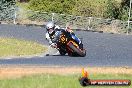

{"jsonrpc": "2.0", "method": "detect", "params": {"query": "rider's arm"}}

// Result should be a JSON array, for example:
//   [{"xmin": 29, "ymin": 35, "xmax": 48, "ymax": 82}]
[
  {"xmin": 66, "ymin": 27, "xmax": 71, "ymax": 32},
  {"xmin": 45, "ymin": 32, "xmax": 57, "ymax": 48},
  {"xmin": 45, "ymin": 32, "xmax": 53, "ymax": 45},
  {"xmin": 65, "ymin": 27, "xmax": 75, "ymax": 36}
]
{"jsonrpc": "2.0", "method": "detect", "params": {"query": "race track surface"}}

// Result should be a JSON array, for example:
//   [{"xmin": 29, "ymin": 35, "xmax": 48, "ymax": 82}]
[{"xmin": 0, "ymin": 24, "xmax": 132, "ymax": 67}]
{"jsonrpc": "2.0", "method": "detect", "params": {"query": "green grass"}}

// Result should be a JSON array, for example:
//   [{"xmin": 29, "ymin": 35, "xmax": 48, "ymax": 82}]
[
  {"xmin": 0, "ymin": 38, "xmax": 47, "ymax": 57},
  {"xmin": 0, "ymin": 74, "xmax": 131, "ymax": 88}
]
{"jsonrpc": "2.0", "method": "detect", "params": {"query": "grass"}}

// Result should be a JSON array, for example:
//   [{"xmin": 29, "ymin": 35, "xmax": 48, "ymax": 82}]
[
  {"xmin": 0, "ymin": 38, "xmax": 47, "ymax": 57},
  {"xmin": 0, "ymin": 73, "xmax": 131, "ymax": 88}
]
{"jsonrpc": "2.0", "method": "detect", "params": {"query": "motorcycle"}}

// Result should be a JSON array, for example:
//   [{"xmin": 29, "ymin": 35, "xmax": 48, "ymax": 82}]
[{"xmin": 53, "ymin": 29, "xmax": 86, "ymax": 57}]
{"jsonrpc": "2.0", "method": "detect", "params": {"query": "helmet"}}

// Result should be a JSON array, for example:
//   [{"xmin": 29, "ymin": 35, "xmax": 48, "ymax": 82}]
[{"xmin": 46, "ymin": 21, "xmax": 55, "ymax": 35}]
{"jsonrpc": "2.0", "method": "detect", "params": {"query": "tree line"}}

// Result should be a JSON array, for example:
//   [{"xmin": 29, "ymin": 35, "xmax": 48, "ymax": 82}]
[
  {"xmin": 0, "ymin": 0, "xmax": 131, "ymax": 21},
  {"xmin": 28, "ymin": 0, "xmax": 130, "ymax": 21}
]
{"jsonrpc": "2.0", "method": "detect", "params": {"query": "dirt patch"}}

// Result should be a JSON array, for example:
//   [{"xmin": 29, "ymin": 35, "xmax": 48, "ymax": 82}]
[
  {"xmin": 0, "ymin": 66, "xmax": 132, "ymax": 79},
  {"xmin": 17, "ymin": 19, "xmax": 44, "ymax": 25}
]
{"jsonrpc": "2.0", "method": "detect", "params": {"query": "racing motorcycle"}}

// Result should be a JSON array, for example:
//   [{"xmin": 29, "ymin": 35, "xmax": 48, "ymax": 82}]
[{"xmin": 54, "ymin": 29, "xmax": 86, "ymax": 57}]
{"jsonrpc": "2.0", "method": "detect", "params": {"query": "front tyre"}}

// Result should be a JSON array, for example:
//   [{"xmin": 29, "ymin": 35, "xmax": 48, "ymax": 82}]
[{"xmin": 68, "ymin": 42, "xmax": 86, "ymax": 57}]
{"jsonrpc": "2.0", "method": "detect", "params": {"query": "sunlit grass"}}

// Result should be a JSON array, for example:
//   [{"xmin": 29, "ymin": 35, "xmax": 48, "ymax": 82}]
[
  {"xmin": 0, "ymin": 73, "xmax": 131, "ymax": 88},
  {"xmin": 0, "ymin": 38, "xmax": 47, "ymax": 57}
]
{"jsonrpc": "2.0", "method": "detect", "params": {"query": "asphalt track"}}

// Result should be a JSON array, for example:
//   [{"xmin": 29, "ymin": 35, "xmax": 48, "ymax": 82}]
[{"xmin": 0, "ymin": 24, "xmax": 132, "ymax": 67}]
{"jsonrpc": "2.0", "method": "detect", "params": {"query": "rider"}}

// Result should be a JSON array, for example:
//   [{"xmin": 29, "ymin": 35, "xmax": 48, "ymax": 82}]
[
  {"xmin": 45, "ymin": 21, "xmax": 82, "ymax": 49},
  {"xmin": 45, "ymin": 21, "xmax": 60, "ymax": 48}
]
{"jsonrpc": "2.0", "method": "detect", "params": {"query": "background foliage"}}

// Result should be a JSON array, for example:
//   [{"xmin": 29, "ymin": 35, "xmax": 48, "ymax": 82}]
[
  {"xmin": 0, "ymin": 0, "xmax": 15, "ymax": 21},
  {"xmin": 27, "ymin": 0, "xmax": 131, "ymax": 21},
  {"xmin": 28, "ymin": 0, "xmax": 75, "ymax": 14},
  {"xmin": 0, "ymin": 0, "xmax": 131, "ymax": 21}
]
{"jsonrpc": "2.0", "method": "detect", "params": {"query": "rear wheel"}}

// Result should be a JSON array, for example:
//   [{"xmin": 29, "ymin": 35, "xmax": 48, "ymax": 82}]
[{"xmin": 68, "ymin": 42, "xmax": 86, "ymax": 57}]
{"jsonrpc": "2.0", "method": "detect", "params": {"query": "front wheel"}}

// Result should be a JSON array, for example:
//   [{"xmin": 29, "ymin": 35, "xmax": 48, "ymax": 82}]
[{"xmin": 68, "ymin": 42, "xmax": 86, "ymax": 57}]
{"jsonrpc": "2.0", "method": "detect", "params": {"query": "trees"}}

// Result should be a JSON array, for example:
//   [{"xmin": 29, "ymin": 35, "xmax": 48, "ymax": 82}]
[
  {"xmin": 72, "ymin": 0, "xmax": 108, "ymax": 17},
  {"xmin": 72, "ymin": 0, "xmax": 95, "ymax": 17},
  {"xmin": 0, "ymin": 0, "xmax": 15, "ymax": 20},
  {"xmin": 119, "ymin": 0, "xmax": 130, "ymax": 21},
  {"xmin": 105, "ymin": 0, "xmax": 120, "ymax": 19},
  {"xmin": 72, "ymin": 0, "xmax": 130, "ymax": 20},
  {"xmin": 26, "ymin": 0, "xmax": 131, "ymax": 21},
  {"xmin": 28, "ymin": 0, "xmax": 75, "ymax": 14}
]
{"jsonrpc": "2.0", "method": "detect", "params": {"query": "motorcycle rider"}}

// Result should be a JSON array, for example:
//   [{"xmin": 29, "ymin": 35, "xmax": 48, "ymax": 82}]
[
  {"xmin": 45, "ymin": 21, "xmax": 61, "ymax": 48},
  {"xmin": 45, "ymin": 21, "xmax": 82, "ymax": 52}
]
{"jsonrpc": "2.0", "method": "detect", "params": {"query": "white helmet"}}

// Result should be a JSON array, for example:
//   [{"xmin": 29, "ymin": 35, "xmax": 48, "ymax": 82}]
[{"xmin": 46, "ymin": 21, "xmax": 55, "ymax": 34}]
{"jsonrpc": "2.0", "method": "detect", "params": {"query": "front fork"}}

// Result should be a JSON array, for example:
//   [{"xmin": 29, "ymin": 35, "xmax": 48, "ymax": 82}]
[{"xmin": 70, "ymin": 33, "xmax": 82, "ymax": 44}]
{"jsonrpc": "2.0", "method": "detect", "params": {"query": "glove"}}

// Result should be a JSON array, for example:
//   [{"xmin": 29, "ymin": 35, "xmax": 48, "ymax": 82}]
[
  {"xmin": 66, "ymin": 27, "xmax": 73, "ymax": 33},
  {"xmin": 50, "ymin": 43, "xmax": 57, "ymax": 48}
]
